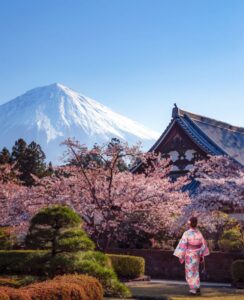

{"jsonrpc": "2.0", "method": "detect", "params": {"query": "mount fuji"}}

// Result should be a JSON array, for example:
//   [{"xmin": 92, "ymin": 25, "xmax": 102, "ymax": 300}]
[{"xmin": 0, "ymin": 83, "xmax": 160, "ymax": 164}]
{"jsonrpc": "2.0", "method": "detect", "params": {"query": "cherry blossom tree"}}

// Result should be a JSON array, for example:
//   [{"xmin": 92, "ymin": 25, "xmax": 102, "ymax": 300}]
[
  {"xmin": 0, "ymin": 139, "xmax": 191, "ymax": 250},
  {"xmin": 0, "ymin": 164, "xmax": 28, "ymax": 235},
  {"xmin": 188, "ymin": 155, "xmax": 244, "ymax": 213},
  {"xmin": 2, "ymin": 139, "xmax": 244, "ymax": 251},
  {"xmin": 175, "ymin": 155, "xmax": 244, "ymax": 246}
]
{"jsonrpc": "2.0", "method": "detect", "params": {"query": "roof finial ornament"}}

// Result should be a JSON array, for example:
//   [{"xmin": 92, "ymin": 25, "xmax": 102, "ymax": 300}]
[{"xmin": 172, "ymin": 103, "xmax": 179, "ymax": 118}]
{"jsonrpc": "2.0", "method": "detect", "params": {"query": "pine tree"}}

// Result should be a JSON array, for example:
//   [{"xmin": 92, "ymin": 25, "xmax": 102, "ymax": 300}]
[
  {"xmin": 0, "ymin": 147, "xmax": 11, "ymax": 164},
  {"xmin": 21, "ymin": 141, "xmax": 46, "ymax": 185},
  {"xmin": 25, "ymin": 205, "xmax": 95, "ymax": 256},
  {"xmin": 11, "ymin": 139, "xmax": 47, "ymax": 185},
  {"xmin": 11, "ymin": 138, "xmax": 27, "ymax": 163}
]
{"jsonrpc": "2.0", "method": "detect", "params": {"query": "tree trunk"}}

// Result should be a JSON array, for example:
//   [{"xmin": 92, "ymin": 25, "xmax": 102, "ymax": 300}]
[{"xmin": 52, "ymin": 228, "xmax": 59, "ymax": 257}]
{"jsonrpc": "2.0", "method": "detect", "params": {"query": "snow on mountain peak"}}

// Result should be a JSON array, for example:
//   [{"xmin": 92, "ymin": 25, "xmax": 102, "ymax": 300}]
[{"xmin": 0, "ymin": 84, "xmax": 160, "ymax": 164}]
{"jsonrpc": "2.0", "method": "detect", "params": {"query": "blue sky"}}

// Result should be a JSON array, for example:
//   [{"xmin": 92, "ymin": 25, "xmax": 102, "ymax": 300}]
[{"xmin": 1, "ymin": 0, "xmax": 244, "ymax": 133}]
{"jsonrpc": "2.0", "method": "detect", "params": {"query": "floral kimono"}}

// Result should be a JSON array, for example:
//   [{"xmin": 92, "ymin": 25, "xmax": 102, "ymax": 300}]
[{"xmin": 173, "ymin": 228, "xmax": 209, "ymax": 291}]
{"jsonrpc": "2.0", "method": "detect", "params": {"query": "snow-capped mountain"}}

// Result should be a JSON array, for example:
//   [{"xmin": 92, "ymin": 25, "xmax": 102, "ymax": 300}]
[{"xmin": 0, "ymin": 83, "xmax": 160, "ymax": 164}]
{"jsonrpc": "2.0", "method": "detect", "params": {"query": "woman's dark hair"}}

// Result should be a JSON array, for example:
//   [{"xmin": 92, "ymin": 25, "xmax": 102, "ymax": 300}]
[{"xmin": 190, "ymin": 217, "xmax": 198, "ymax": 228}]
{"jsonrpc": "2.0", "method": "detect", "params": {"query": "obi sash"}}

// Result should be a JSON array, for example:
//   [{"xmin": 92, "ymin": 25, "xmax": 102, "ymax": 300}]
[{"xmin": 187, "ymin": 243, "xmax": 203, "ymax": 250}]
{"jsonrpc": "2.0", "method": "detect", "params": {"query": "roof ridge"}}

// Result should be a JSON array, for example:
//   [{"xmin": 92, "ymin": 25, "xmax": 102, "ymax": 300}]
[{"xmin": 177, "ymin": 108, "xmax": 244, "ymax": 134}]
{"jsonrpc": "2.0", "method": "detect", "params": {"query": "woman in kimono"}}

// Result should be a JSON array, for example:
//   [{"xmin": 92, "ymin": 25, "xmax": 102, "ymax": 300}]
[{"xmin": 173, "ymin": 217, "xmax": 209, "ymax": 295}]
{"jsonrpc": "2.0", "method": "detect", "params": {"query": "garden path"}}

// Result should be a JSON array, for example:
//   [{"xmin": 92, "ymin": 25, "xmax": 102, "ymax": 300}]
[{"xmin": 105, "ymin": 279, "xmax": 244, "ymax": 300}]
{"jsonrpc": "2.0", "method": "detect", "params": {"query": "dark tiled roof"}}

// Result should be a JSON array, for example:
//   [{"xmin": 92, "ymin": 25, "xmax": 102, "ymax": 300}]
[
  {"xmin": 176, "ymin": 115, "xmax": 224, "ymax": 155},
  {"xmin": 147, "ymin": 105, "xmax": 244, "ymax": 166},
  {"xmin": 130, "ymin": 105, "xmax": 244, "ymax": 173},
  {"xmin": 175, "ymin": 106, "xmax": 244, "ymax": 166}
]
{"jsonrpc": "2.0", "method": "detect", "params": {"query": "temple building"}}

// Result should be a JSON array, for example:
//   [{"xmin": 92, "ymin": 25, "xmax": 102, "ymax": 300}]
[{"xmin": 132, "ymin": 104, "xmax": 244, "ymax": 175}]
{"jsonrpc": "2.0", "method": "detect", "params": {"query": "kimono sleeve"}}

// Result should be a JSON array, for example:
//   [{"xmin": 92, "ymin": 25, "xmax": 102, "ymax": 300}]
[
  {"xmin": 173, "ymin": 231, "xmax": 188, "ymax": 263},
  {"xmin": 199, "ymin": 234, "xmax": 210, "ymax": 257}
]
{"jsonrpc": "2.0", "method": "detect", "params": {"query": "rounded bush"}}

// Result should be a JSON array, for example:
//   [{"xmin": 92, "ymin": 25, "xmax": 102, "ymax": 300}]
[
  {"xmin": 0, "ymin": 275, "xmax": 103, "ymax": 300},
  {"xmin": 24, "ymin": 281, "xmax": 86, "ymax": 300},
  {"xmin": 26, "ymin": 205, "xmax": 93, "ymax": 256},
  {"xmin": 24, "ymin": 275, "xmax": 102, "ymax": 300},
  {"xmin": 53, "ymin": 274, "xmax": 103, "ymax": 300},
  {"xmin": 0, "ymin": 289, "xmax": 9, "ymax": 300},
  {"xmin": 107, "ymin": 254, "xmax": 145, "ymax": 279},
  {"xmin": 0, "ymin": 287, "xmax": 30, "ymax": 300},
  {"xmin": 231, "ymin": 260, "xmax": 244, "ymax": 284}
]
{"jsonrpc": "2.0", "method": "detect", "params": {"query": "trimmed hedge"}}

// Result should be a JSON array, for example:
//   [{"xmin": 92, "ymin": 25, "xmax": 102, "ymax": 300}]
[
  {"xmin": 107, "ymin": 254, "xmax": 145, "ymax": 279},
  {"xmin": 26, "ymin": 281, "xmax": 87, "ymax": 300},
  {"xmin": 0, "ymin": 228, "xmax": 13, "ymax": 250},
  {"xmin": 0, "ymin": 250, "xmax": 48, "ymax": 275},
  {"xmin": 231, "ymin": 260, "xmax": 244, "ymax": 284},
  {"xmin": 0, "ymin": 274, "xmax": 103, "ymax": 300},
  {"xmin": 0, "ymin": 287, "xmax": 30, "ymax": 299},
  {"xmin": 0, "ymin": 290, "xmax": 9, "ymax": 300},
  {"xmin": 53, "ymin": 274, "xmax": 103, "ymax": 299}
]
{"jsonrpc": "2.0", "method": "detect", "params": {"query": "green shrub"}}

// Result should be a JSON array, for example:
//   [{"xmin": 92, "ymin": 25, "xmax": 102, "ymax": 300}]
[
  {"xmin": 218, "ymin": 228, "xmax": 244, "ymax": 252},
  {"xmin": 0, "ymin": 228, "xmax": 13, "ymax": 250},
  {"xmin": 25, "ymin": 205, "xmax": 94, "ymax": 256},
  {"xmin": 16, "ymin": 276, "xmax": 43, "ymax": 287},
  {"xmin": 41, "ymin": 252, "xmax": 109, "ymax": 277},
  {"xmin": 0, "ymin": 250, "xmax": 130, "ymax": 298},
  {"xmin": 0, "ymin": 276, "xmax": 40, "ymax": 288},
  {"xmin": 46, "ymin": 253, "xmax": 78, "ymax": 277},
  {"xmin": 231, "ymin": 260, "xmax": 244, "ymax": 284},
  {"xmin": 107, "ymin": 254, "xmax": 145, "ymax": 279},
  {"xmin": 81, "ymin": 251, "xmax": 112, "ymax": 268},
  {"xmin": 0, "ymin": 250, "xmax": 49, "ymax": 275},
  {"xmin": 57, "ymin": 229, "xmax": 95, "ymax": 252},
  {"xmin": 76, "ymin": 259, "xmax": 131, "ymax": 298},
  {"xmin": 104, "ymin": 279, "xmax": 131, "ymax": 298}
]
